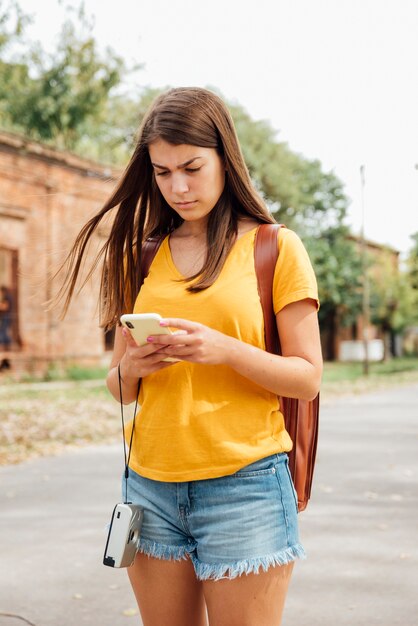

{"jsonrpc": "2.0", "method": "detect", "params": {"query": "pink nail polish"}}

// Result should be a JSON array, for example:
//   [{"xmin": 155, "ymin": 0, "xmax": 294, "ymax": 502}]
[
  {"xmin": 147, "ymin": 336, "xmax": 154, "ymax": 342},
  {"xmin": 159, "ymin": 321, "xmax": 168, "ymax": 327}
]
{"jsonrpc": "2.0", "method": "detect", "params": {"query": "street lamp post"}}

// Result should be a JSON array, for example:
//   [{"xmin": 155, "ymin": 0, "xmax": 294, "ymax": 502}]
[{"xmin": 360, "ymin": 165, "xmax": 370, "ymax": 375}]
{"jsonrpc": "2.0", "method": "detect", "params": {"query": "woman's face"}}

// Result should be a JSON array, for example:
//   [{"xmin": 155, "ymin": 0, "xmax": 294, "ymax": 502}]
[{"xmin": 148, "ymin": 140, "xmax": 226, "ymax": 226}]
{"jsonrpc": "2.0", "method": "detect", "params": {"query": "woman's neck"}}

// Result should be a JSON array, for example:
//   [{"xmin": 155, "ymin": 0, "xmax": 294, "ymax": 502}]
[
  {"xmin": 173, "ymin": 217, "xmax": 260, "ymax": 240},
  {"xmin": 173, "ymin": 218, "xmax": 209, "ymax": 239}
]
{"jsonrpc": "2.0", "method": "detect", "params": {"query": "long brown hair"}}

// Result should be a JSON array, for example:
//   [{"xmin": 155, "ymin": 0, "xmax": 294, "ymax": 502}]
[{"xmin": 57, "ymin": 87, "xmax": 275, "ymax": 328}]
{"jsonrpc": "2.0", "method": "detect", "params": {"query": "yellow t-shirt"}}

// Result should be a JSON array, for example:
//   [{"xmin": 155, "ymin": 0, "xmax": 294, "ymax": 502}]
[{"xmin": 127, "ymin": 226, "xmax": 318, "ymax": 482}]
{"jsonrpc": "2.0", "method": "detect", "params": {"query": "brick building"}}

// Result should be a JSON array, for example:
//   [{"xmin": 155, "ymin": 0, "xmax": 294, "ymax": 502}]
[
  {"xmin": 321, "ymin": 235, "xmax": 400, "ymax": 361},
  {"xmin": 0, "ymin": 130, "xmax": 120, "ymax": 374}
]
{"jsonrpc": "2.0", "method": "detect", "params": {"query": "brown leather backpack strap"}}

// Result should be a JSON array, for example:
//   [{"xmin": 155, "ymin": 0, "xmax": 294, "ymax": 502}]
[
  {"xmin": 254, "ymin": 224, "xmax": 282, "ymax": 354},
  {"xmin": 254, "ymin": 222, "xmax": 319, "ymax": 512},
  {"xmin": 139, "ymin": 236, "xmax": 165, "ymax": 289}
]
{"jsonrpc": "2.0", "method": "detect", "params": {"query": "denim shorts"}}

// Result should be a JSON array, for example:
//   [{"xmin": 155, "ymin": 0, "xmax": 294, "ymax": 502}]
[{"xmin": 124, "ymin": 452, "xmax": 305, "ymax": 581}]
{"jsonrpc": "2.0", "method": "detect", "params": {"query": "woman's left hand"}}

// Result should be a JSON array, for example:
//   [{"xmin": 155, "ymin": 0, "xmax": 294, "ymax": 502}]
[{"xmin": 146, "ymin": 318, "xmax": 235, "ymax": 365}]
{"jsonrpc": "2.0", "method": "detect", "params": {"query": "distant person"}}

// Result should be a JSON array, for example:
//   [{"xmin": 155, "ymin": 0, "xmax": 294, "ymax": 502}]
[
  {"xmin": 57, "ymin": 87, "xmax": 322, "ymax": 626},
  {"xmin": 0, "ymin": 285, "xmax": 12, "ymax": 370}
]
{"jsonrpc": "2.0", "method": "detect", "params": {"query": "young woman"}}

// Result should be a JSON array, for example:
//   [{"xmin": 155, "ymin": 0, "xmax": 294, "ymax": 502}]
[{"xmin": 60, "ymin": 87, "xmax": 322, "ymax": 626}]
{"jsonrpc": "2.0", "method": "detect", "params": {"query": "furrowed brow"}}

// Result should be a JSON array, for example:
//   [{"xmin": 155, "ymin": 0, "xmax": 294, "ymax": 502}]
[{"xmin": 151, "ymin": 156, "xmax": 203, "ymax": 170}]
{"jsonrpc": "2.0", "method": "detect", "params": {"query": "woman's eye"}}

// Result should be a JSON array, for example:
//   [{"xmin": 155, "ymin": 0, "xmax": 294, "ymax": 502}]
[{"xmin": 155, "ymin": 167, "xmax": 200, "ymax": 176}]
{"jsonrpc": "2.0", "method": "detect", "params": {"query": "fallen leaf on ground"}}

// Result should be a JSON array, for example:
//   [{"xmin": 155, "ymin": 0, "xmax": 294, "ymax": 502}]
[{"xmin": 122, "ymin": 608, "xmax": 138, "ymax": 616}]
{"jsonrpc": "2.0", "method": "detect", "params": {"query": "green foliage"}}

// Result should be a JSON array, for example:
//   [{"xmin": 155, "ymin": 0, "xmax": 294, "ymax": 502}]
[
  {"xmin": 43, "ymin": 361, "xmax": 65, "ymax": 382},
  {"xmin": 75, "ymin": 86, "xmax": 164, "ymax": 164},
  {"xmin": 322, "ymin": 357, "xmax": 418, "ymax": 383},
  {"xmin": 0, "ymin": 0, "xmax": 29, "ymax": 50},
  {"xmin": 369, "ymin": 233, "xmax": 418, "ymax": 334},
  {"xmin": 402, "ymin": 232, "xmax": 418, "ymax": 325},
  {"xmin": 306, "ymin": 226, "xmax": 363, "ymax": 327},
  {"xmin": 407, "ymin": 232, "xmax": 418, "ymax": 289},
  {"xmin": 66, "ymin": 364, "xmax": 108, "ymax": 380},
  {"xmin": 0, "ymin": 1, "xmax": 136, "ymax": 152},
  {"xmin": 227, "ymin": 98, "xmax": 363, "ymax": 327},
  {"xmin": 0, "ymin": 1, "xmax": 31, "ymax": 120},
  {"xmin": 369, "ymin": 253, "xmax": 401, "ymax": 332},
  {"xmin": 229, "ymin": 102, "xmax": 301, "ymax": 215},
  {"xmin": 228, "ymin": 100, "xmax": 347, "ymax": 235}
]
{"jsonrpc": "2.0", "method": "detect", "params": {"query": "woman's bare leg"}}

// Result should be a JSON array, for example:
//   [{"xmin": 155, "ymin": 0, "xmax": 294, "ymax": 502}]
[
  {"xmin": 128, "ymin": 552, "xmax": 208, "ymax": 626},
  {"xmin": 202, "ymin": 562, "xmax": 294, "ymax": 626}
]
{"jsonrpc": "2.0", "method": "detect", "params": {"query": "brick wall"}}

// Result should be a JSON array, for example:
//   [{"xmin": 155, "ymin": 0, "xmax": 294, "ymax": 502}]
[{"xmin": 0, "ymin": 131, "xmax": 121, "ymax": 372}]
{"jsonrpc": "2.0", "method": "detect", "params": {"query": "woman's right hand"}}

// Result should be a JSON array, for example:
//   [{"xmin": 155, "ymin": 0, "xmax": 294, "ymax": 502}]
[
  {"xmin": 119, "ymin": 326, "xmax": 177, "ymax": 380},
  {"xmin": 107, "ymin": 324, "xmax": 179, "ymax": 404}
]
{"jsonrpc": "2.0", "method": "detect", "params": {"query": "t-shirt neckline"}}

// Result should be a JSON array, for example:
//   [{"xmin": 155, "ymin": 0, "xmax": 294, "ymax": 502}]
[{"xmin": 163, "ymin": 226, "xmax": 259, "ymax": 279}]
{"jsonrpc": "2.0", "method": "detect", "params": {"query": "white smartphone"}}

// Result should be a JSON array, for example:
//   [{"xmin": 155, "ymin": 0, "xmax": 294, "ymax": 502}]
[{"xmin": 120, "ymin": 313, "xmax": 177, "ymax": 362}]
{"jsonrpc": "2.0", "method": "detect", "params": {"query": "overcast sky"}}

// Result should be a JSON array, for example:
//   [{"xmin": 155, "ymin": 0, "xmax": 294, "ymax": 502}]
[{"xmin": 19, "ymin": 0, "xmax": 418, "ymax": 254}]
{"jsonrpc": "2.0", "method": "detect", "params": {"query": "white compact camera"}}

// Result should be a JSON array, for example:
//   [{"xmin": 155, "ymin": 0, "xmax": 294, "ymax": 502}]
[{"xmin": 103, "ymin": 503, "xmax": 143, "ymax": 568}]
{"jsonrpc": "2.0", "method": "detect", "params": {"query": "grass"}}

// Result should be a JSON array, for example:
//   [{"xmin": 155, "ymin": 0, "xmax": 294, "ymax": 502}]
[
  {"xmin": 16, "ymin": 363, "xmax": 110, "ymax": 383},
  {"xmin": 321, "ymin": 357, "xmax": 418, "ymax": 400},
  {"xmin": 0, "ymin": 381, "xmax": 111, "ymax": 402},
  {"xmin": 0, "ymin": 380, "xmax": 119, "ymax": 465},
  {"xmin": 7, "ymin": 357, "xmax": 417, "ymax": 385},
  {"xmin": 322, "ymin": 357, "xmax": 418, "ymax": 382}
]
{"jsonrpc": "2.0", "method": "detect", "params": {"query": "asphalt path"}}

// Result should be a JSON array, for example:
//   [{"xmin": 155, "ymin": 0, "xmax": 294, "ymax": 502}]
[{"xmin": 0, "ymin": 384, "xmax": 417, "ymax": 626}]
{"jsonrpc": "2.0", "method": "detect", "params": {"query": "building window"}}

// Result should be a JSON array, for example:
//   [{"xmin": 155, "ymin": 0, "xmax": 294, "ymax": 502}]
[{"xmin": 0, "ymin": 247, "xmax": 20, "ymax": 349}]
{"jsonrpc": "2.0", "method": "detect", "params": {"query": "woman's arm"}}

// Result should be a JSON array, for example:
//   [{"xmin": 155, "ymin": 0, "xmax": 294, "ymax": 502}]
[
  {"xmin": 226, "ymin": 299, "xmax": 322, "ymax": 400},
  {"xmin": 149, "ymin": 298, "xmax": 322, "ymax": 401}
]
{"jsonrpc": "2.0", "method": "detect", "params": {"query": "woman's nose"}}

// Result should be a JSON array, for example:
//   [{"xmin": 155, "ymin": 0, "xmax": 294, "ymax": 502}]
[{"xmin": 171, "ymin": 173, "xmax": 189, "ymax": 194}]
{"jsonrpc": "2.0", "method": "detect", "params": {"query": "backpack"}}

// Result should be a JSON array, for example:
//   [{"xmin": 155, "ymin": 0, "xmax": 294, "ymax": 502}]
[
  {"xmin": 254, "ymin": 224, "xmax": 319, "ymax": 512},
  {"xmin": 140, "ymin": 223, "xmax": 319, "ymax": 512}
]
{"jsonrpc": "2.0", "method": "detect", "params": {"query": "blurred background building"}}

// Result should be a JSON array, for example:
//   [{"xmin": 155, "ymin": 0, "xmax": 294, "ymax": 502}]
[{"xmin": 0, "ymin": 130, "xmax": 118, "ymax": 375}]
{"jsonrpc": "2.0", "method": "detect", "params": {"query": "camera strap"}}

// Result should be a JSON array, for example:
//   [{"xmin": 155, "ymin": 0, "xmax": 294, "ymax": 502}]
[{"xmin": 117, "ymin": 364, "xmax": 141, "ymax": 503}]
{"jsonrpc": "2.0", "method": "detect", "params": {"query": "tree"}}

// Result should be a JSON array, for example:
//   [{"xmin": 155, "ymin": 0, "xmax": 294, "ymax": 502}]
[
  {"xmin": 367, "ymin": 232, "xmax": 418, "ymax": 359},
  {"xmin": 369, "ymin": 250, "xmax": 401, "ymax": 359},
  {"xmin": 227, "ymin": 98, "xmax": 363, "ymax": 357},
  {"xmin": 0, "ymin": 1, "xmax": 136, "ymax": 151},
  {"xmin": 76, "ymin": 86, "xmax": 164, "ymax": 164},
  {"xmin": 402, "ymin": 232, "xmax": 418, "ymax": 355},
  {"xmin": 307, "ymin": 227, "xmax": 363, "ymax": 359},
  {"xmin": 406, "ymin": 232, "xmax": 418, "ymax": 296},
  {"xmin": 228, "ymin": 100, "xmax": 346, "ymax": 234},
  {"xmin": 0, "ymin": 1, "xmax": 31, "ymax": 121}
]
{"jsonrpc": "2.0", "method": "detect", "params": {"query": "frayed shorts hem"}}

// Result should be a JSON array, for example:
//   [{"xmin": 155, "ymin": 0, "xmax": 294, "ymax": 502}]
[
  {"xmin": 137, "ymin": 538, "xmax": 193, "ymax": 562},
  {"xmin": 193, "ymin": 544, "xmax": 306, "ymax": 581},
  {"xmin": 137, "ymin": 538, "xmax": 306, "ymax": 581}
]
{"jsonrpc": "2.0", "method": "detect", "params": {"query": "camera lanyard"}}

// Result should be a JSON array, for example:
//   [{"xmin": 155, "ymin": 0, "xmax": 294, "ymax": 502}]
[{"xmin": 117, "ymin": 363, "xmax": 141, "ymax": 504}]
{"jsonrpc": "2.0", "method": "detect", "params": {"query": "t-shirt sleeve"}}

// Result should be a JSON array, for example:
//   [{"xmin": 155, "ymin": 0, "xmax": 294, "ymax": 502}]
[{"xmin": 272, "ymin": 228, "xmax": 319, "ymax": 315}]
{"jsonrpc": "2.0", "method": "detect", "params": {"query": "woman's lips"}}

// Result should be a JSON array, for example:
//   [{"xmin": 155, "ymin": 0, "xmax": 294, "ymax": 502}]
[{"xmin": 175, "ymin": 201, "xmax": 197, "ymax": 208}]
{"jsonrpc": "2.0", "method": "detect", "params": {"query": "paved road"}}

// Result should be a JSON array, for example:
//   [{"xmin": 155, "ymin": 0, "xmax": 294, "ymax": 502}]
[{"xmin": 0, "ymin": 385, "xmax": 417, "ymax": 626}]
